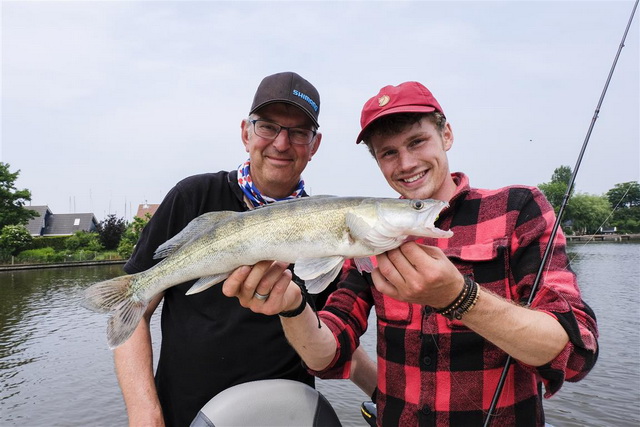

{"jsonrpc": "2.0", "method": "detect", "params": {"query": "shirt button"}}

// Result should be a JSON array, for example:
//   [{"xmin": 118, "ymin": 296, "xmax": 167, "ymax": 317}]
[
  {"xmin": 420, "ymin": 406, "xmax": 432, "ymax": 415},
  {"xmin": 422, "ymin": 356, "xmax": 432, "ymax": 366}
]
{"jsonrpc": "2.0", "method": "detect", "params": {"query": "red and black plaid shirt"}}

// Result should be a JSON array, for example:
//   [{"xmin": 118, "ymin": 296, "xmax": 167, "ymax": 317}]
[{"xmin": 314, "ymin": 173, "xmax": 598, "ymax": 426}]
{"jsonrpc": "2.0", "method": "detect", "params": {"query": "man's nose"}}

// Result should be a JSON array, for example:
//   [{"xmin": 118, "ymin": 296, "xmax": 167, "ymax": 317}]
[{"xmin": 272, "ymin": 129, "xmax": 293, "ymax": 151}]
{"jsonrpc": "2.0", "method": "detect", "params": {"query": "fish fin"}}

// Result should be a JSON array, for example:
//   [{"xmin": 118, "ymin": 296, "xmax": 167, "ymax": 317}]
[
  {"xmin": 353, "ymin": 256, "xmax": 374, "ymax": 273},
  {"xmin": 294, "ymin": 256, "xmax": 345, "ymax": 294},
  {"xmin": 81, "ymin": 274, "xmax": 148, "ymax": 349},
  {"xmin": 81, "ymin": 275, "xmax": 134, "ymax": 313},
  {"xmin": 186, "ymin": 273, "xmax": 230, "ymax": 295},
  {"xmin": 302, "ymin": 261, "xmax": 345, "ymax": 294},
  {"xmin": 346, "ymin": 213, "xmax": 400, "ymax": 248},
  {"xmin": 107, "ymin": 300, "xmax": 148, "ymax": 349},
  {"xmin": 345, "ymin": 212, "xmax": 373, "ymax": 240},
  {"xmin": 153, "ymin": 211, "xmax": 237, "ymax": 259}
]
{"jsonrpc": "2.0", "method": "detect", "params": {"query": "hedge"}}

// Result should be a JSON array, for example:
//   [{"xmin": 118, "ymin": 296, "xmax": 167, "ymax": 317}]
[{"xmin": 27, "ymin": 236, "xmax": 70, "ymax": 251}]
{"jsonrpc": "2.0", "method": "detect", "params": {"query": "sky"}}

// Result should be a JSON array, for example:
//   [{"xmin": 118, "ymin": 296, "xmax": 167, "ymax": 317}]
[{"xmin": 1, "ymin": 0, "xmax": 638, "ymax": 222}]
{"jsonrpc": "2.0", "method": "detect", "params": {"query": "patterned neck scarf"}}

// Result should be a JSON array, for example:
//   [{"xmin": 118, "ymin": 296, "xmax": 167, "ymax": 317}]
[{"xmin": 237, "ymin": 159, "xmax": 306, "ymax": 208}]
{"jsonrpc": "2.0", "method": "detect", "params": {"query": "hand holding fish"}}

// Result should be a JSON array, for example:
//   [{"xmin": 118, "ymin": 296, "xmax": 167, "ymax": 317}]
[
  {"xmin": 372, "ymin": 241, "xmax": 464, "ymax": 308},
  {"xmin": 223, "ymin": 261, "xmax": 302, "ymax": 315}
]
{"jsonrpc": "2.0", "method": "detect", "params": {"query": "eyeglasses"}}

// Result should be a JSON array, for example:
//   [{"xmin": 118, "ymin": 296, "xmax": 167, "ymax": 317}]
[{"xmin": 249, "ymin": 119, "xmax": 317, "ymax": 146}]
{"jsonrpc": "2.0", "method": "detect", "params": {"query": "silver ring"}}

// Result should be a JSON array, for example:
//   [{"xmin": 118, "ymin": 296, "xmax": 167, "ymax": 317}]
[{"xmin": 254, "ymin": 291, "xmax": 270, "ymax": 300}]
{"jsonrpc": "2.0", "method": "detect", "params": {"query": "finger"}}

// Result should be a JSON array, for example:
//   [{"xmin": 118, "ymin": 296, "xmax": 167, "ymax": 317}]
[
  {"xmin": 371, "ymin": 268, "xmax": 400, "ymax": 299},
  {"xmin": 238, "ymin": 261, "xmax": 273, "ymax": 300},
  {"xmin": 222, "ymin": 265, "xmax": 253, "ymax": 297},
  {"xmin": 259, "ymin": 269, "xmax": 295, "ymax": 314},
  {"xmin": 252, "ymin": 261, "xmax": 290, "ymax": 301},
  {"xmin": 377, "ymin": 248, "xmax": 413, "ymax": 286}
]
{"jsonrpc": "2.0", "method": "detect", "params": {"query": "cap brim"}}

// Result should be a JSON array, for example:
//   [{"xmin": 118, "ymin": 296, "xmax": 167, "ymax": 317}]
[
  {"xmin": 250, "ymin": 100, "xmax": 320, "ymax": 128},
  {"xmin": 355, "ymin": 105, "xmax": 437, "ymax": 144}
]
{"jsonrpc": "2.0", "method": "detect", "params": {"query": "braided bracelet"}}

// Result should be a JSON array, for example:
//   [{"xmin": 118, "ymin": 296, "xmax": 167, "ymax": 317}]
[
  {"xmin": 279, "ymin": 294, "xmax": 307, "ymax": 317},
  {"xmin": 436, "ymin": 275, "xmax": 479, "ymax": 320},
  {"xmin": 278, "ymin": 278, "xmax": 321, "ymax": 328}
]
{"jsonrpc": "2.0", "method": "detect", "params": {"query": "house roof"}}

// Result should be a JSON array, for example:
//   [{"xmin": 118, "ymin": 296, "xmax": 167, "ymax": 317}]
[
  {"xmin": 136, "ymin": 203, "xmax": 160, "ymax": 219},
  {"xmin": 42, "ymin": 213, "xmax": 99, "ymax": 236},
  {"xmin": 24, "ymin": 206, "xmax": 52, "ymax": 236}
]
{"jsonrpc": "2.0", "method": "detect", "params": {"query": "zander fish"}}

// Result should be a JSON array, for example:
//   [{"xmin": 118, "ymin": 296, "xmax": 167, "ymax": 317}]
[{"xmin": 82, "ymin": 196, "xmax": 452, "ymax": 348}]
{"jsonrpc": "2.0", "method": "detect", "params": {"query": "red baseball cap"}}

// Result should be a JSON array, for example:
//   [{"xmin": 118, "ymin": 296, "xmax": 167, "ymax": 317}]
[{"xmin": 356, "ymin": 81, "xmax": 445, "ymax": 144}]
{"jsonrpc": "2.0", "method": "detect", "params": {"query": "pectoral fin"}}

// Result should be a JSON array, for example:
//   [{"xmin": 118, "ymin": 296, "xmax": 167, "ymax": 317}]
[
  {"xmin": 300, "ymin": 261, "xmax": 345, "ymax": 294},
  {"xmin": 353, "ymin": 257, "xmax": 374, "ymax": 273},
  {"xmin": 346, "ymin": 212, "xmax": 400, "ymax": 248},
  {"xmin": 294, "ymin": 256, "xmax": 345, "ymax": 294}
]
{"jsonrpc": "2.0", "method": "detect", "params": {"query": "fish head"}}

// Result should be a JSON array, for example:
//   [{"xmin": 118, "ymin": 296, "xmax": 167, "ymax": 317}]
[{"xmin": 347, "ymin": 198, "xmax": 453, "ymax": 252}]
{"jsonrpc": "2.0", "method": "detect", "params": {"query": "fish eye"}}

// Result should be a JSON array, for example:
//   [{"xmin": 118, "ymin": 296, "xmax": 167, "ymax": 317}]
[{"xmin": 412, "ymin": 200, "xmax": 424, "ymax": 210}]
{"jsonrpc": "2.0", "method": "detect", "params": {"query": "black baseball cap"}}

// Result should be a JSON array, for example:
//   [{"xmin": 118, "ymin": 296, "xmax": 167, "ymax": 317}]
[{"xmin": 249, "ymin": 72, "xmax": 321, "ymax": 128}]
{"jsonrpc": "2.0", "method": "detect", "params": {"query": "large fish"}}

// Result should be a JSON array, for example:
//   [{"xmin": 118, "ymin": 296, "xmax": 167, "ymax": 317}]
[{"xmin": 82, "ymin": 196, "xmax": 452, "ymax": 348}]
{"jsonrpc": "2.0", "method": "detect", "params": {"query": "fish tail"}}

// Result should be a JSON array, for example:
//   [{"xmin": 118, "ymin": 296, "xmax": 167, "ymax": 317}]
[{"xmin": 81, "ymin": 275, "xmax": 148, "ymax": 349}]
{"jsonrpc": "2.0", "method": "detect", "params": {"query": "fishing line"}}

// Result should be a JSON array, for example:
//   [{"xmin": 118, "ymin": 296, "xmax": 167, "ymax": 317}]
[{"xmin": 483, "ymin": 1, "xmax": 639, "ymax": 425}]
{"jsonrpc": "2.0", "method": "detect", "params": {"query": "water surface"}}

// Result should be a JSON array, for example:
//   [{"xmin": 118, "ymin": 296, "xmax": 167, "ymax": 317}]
[{"xmin": 1, "ymin": 243, "xmax": 638, "ymax": 426}]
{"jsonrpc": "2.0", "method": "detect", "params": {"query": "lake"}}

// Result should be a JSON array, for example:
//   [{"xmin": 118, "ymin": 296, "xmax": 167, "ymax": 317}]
[{"xmin": 1, "ymin": 242, "xmax": 638, "ymax": 426}]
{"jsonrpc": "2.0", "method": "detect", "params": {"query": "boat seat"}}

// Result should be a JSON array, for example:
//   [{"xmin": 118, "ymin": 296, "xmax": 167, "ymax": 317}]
[{"xmin": 190, "ymin": 379, "xmax": 342, "ymax": 427}]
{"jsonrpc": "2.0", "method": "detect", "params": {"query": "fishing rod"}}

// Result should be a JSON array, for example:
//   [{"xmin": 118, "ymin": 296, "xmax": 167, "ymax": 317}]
[{"xmin": 483, "ymin": 1, "xmax": 639, "ymax": 425}]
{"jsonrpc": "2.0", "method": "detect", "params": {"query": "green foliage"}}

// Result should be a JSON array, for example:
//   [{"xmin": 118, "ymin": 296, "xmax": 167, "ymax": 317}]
[
  {"xmin": 117, "ymin": 214, "xmax": 151, "ymax": 258},
  {"xmin": 98, "ymin": 214, "xmax": 127, "ymax": 250},
  {"xmin": 565, "ymin": 193, "xmax": 611, "ymax": 235},
  {"xmin": 0, "ymin": 162, "xmax": 38, "ymax": 228},
  {"xmin": 538, "ymin": 165, "xmax": 574, "ymax": 213},
  {"xmin": 0, "ymin": 225, "xmax": 33, "ymax": 256},
  {"xmin": 551, "ymin": 165, "xmax": 573, "ymax": 186},
  {"xmin": 16, "ymin": 247, "xmax": 66, "ymax": 263},
  {"xmin": 28, "ymin": 236, "xmax": 70, "ymax": 251},
  {"xmin": 610, "ymin": 206, "xmax": 640, "ymax": 234},
  {"xmin": 539, "ymin": 168, "xmax": 640, "ymax": 236},
  {"xmin": 607, "ymin": 181, "xmax": 640, "ymax": 208},
  {"xmin": 65, "ymin": 231, "xmax": 103, "ymax": 252}
]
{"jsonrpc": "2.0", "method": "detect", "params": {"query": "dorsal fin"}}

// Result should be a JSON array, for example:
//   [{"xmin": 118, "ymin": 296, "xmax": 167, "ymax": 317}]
[{"xmin": 153, "ymin": 211, "xmax": 237, "ymax": 259}]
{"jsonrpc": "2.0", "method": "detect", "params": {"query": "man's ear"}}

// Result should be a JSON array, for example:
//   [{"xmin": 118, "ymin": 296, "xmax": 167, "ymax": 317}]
[
  {"xmin": 309, "ymin": 132, "xmax": 322, "ymax": 159},
  {"xmin": 443, "ymin": 122, "xmax": 454, "ymax": 151},
  {"xmin": 241, "ymin": 119, "xmax": 251, "ymax": 152}
]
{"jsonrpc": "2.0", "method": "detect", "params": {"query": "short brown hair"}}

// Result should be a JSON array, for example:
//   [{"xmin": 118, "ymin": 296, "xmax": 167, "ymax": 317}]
[{"xmin": 361, "ymin": 112, "xmax": 446, "ymax": 157}]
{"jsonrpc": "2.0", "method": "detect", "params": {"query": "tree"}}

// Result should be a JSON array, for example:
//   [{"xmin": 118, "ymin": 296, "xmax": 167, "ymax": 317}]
[
  {"xmin": 117, "ymin": 214, "xmax": 151, "ymax": 258},
  {"xmin": 606, "ymin": 181, "xmax": 640, "ymax": 208},
  {"xmin": 0, "ymin": 162, "xmax": 38, "ymax": 229},
  {"xmin": 551, "ymin": 165, "xmax": 572, "ymax": 186},
  {"xmin": 65, "ymin": 231, "xmax": 103, "ymax": 252},
  {"xmin": 565, "ymin": 193, "xmax": 611, "ymax": 235},
  {"xmin": 97, "ymin": 214, "xmax": 127, "ymax": 250},
  {"xmin": 0, "ymin": 225, "xmax": 33, "ymax": 258},
  {"xmin": 607, "ymin": 181, "xmax": 640, "ymax": 234},
  {"xmin": 538, "ymin": 165, "xmax": 574, "ymax": 213}
]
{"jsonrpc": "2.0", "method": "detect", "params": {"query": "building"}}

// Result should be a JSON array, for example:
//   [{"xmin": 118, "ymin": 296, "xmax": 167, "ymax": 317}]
[
  {"xmin": 135, "ymin": 203, "xmax": 160, "ymax": 220},
  {"xmin": 24, "ymin": 206, "xmax": 99, "ymax": 237}
]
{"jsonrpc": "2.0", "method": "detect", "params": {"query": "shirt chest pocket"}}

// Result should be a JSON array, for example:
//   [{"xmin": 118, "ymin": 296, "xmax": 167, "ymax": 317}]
[
  {"xmin": 444, "ymin": 238, "xmax": 509, "ymax": 287},
  {"xmin": 444, "ymin": 238, "xmax": 510, "ymax": 328}
]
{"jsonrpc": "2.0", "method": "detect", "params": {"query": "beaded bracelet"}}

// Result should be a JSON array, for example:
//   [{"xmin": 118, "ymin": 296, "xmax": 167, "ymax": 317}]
[{"xmin": 436, "ymin": 275, "xmax": 480, "ymax": 320}]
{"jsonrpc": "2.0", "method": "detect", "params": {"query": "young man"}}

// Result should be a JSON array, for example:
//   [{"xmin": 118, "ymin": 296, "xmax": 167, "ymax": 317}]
[
  {"xmin": 115, "ymin": 72, "xmax": 375, "ymax": 426},
  {"xmin": 223, "ymin": 81, "xmax": 599, "ymax": 426}
]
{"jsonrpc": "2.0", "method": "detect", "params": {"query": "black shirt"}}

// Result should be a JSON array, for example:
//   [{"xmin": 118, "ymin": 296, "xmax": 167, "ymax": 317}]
[{"xmin": 125, "ymin": 170, "xmax": 329, "ymax": 426}]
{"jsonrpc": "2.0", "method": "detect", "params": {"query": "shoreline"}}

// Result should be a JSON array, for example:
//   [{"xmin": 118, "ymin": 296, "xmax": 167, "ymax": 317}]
[
  {"xmin": 1, "ymin": 235, "xmax": 638, "ymax": 271},
  {"xmin": 566, "ymin": 233, "xmax": 640, "ymax": 242},
  {"xmin": 0, "ymin": 259, "xmax": 126, "ymax": 272}
]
